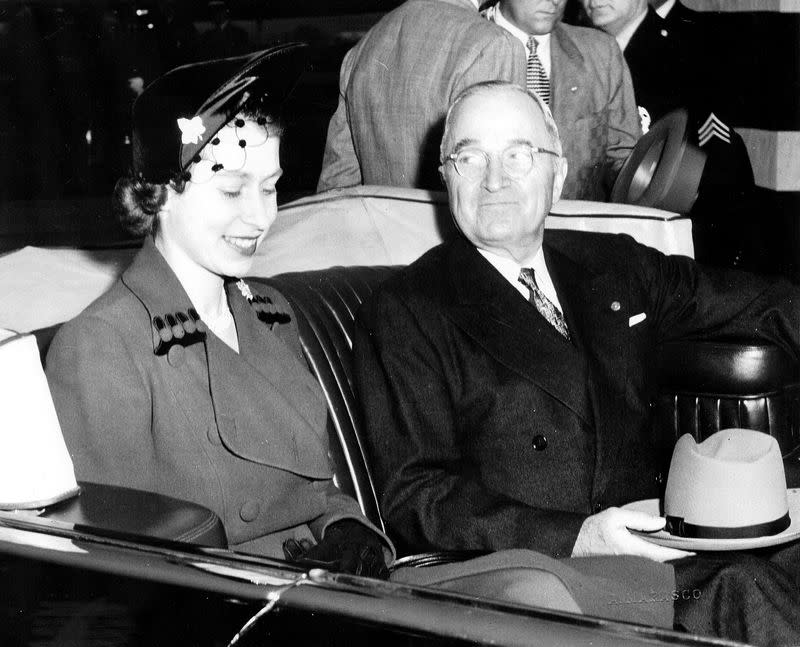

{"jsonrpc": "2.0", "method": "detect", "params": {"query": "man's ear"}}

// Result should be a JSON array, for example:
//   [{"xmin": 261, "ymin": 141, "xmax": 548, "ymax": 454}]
[
  {"xmin": 438, "ymin": 164, "xmax": 447, "ymax": 187},
  {"xmin": 551, "ymin": 156, "xmax": 568, "ymax": 204}
]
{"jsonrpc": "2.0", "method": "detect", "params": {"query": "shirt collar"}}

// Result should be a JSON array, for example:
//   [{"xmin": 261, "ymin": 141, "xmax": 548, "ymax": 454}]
[
  {"xmin": 487, "ymin": 5, "xmax": 552, "ymax": 74},
  {"xmin": 488, "ymin": 5, "xmax": 551, "ymax": 51},
  {"xmin": 615, "ymin": 7, "xmax": 648, "ymax": 51},
  {"xmin": 655, "ymin": 0, "xmax": 675, "ymax": 19},
  {"xmin": 476, "ymin": 245, "xmax": 561, "ymax": 310}
]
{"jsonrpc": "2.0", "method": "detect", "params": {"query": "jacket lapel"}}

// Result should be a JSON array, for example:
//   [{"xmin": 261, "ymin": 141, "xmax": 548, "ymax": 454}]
[
  {"xmin": 445, "ymin": 238, "xmax": 594, "ymax": 426},
  {"xmin": 544, "ymin": 240, "xmax": 629, "ymax": 432},
  {"xmin": 122, "ymin": 242, "xmax": 330, "ymax": 479},
  {"xmin": 205, "ymin": 283, "xmax": 331, "ymax": 479}
]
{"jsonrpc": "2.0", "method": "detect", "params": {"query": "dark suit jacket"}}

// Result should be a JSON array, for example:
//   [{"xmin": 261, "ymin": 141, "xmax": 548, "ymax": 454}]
[
  {"xmin": 354, "ymin": 231, "xmax": 800, "ymax": 558},
  {"xmin": 317, "ymin": 0, "xmax": 526, "ymax": 192},
  {"xmin": 46, "ymin": 239, "xmax": 385, "ymax": 558},
  {"xmin": 549, "ymin": 23, "xmax": 641, "ymax": 201}
]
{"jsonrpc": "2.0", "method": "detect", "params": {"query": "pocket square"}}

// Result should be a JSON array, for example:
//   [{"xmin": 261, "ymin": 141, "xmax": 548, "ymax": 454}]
[{"xmin": 629, "ymin": 313, "xmax": 647, "ymax": 327}]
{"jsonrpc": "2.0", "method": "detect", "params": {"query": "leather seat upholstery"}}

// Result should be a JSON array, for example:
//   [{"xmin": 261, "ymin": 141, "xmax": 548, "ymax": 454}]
[{"xmin": 657, "ymin": 339, "xmax": 800, "ymax": 455}]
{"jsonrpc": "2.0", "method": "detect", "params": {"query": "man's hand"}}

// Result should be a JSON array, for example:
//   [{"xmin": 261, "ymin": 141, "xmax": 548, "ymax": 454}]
[{"xmin": 571, "ymin": 508, "xmax": 693, "ymax": 562}]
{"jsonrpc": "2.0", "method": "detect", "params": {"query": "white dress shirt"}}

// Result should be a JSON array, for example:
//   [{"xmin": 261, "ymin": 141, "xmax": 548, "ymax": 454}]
[
  {"xmin": 655, "ymin": 0, "xmax": 676, "ymax": 19},
  {"xmin": 484, "ymin": 5, "xmax": 552, "ymax": 77},
  {"xmin": 478, "ymin": 247, "xmax": 564, "ymax": 313}
]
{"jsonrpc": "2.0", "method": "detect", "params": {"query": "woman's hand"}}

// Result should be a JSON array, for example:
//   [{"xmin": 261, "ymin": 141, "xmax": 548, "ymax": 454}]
[
  {"xmin": 571, "ymin": 507, "xmax": 694, "ymax": 562},
  {"xmin": 283, "ymin": 520, "xmax": 390, "ymax": 579}
]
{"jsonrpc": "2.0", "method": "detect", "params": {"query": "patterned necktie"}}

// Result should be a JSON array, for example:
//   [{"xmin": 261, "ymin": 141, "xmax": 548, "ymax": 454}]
[
  {"xmin": 526, "ymin": 35, "xmax": 550, "ymax": 105},
  {"xmin": 518, "ymin": 267, "xmax": 570, "ymax": 341}
]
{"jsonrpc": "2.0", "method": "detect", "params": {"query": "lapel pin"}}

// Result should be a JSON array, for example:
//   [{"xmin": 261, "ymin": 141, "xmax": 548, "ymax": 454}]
[
  {"xmin": 610, "ymin": 301, "xmax": 621, "ymax": 312},
  {"xmin": 570, "ymin": 86, "xmax": 578, "ymax": 93}
]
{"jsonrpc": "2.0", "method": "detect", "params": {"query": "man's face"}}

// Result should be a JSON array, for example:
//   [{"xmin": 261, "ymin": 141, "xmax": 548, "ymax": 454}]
[
  {"xmin": 440, "ymin": 88, "xmax": 567, "ymax": 262},
  {"xmin": 581, "ymin": 0, "xmax": 646, "ymax": 36},
  {"xmin": 501, "ymin": 0, "xmax": 568, "ymax": 36}
]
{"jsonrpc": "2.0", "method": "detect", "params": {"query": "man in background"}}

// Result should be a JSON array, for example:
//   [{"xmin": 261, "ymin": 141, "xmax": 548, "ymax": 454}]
[
  {"xmin": 581, "ymin": 0, "xmax": 761, "ymax": 270},
  {"xmin": 484, "ymin": 0, "xmax": 640, "ymax": 200},
  {"xmin": 317, "ymin": 0, "xmax": 526, "ymax": 192}
]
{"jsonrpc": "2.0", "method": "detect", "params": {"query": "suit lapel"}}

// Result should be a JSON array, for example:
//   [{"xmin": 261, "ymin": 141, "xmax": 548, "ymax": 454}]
[
  {"xmin": 123, "ymin": 244, "xmax": 330, "ymax": 479},
  {"xmin": 544, "ymin": 240, "xmax": 629, "ymax": 432},
  {"xmin": 445, "ymin": 238, "xmax": 593, "ymax": 425},
  {"xmin": 205, "ymin": 284, "xmax": 331, "ymax": 478}
]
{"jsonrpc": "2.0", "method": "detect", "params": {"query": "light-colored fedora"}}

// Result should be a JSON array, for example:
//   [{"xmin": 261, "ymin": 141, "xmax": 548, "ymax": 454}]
[
  {"xmin": 664, "ymin": 429, "xmax": 790, "ymax": 539},
  {"xmin": 625, "ymin": 429, "xmax": 800, "ymax": 550}
]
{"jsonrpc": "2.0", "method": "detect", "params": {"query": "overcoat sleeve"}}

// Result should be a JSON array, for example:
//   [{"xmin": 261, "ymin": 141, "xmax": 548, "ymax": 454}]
[
  {"xmin": 316, "ymin": 47, "xmax": 362, "ymax": 193},
  {"xmin": 354, "ymin": 290, "xmax": 585, "ymax": 558},
  {"xmin": 45, "ymin": 315, "xmax": 156, "ymax": 490},
  {"xmin": 629, "ymin": 238, "xmax": 800, "ymax": 355}
]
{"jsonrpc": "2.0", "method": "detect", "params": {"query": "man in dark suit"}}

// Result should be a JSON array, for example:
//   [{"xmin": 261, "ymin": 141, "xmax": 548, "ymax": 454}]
[
  {"xmin": 485, "ymin": 0, "xmax": 641, "ymax": 200},
  {"xmin": 353, "ymin": 80, "xmax": 800, "ymax": 644},
  {"xmin": 581, "ymin": 0, "xmax": 762, "ymax": 271},
  {"xmin": 317, "ymin": 0, "xmax": 526, "ymax": 192}
]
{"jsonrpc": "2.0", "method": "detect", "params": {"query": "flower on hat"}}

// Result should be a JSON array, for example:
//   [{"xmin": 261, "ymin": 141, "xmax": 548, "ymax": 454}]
[
  {"xmin": 236, "ymin": 279, "xmax": 254, "ymax": 302},
  {"xmin": 177, "ymin": 116, "xmax": 206, "ymax": 145}
]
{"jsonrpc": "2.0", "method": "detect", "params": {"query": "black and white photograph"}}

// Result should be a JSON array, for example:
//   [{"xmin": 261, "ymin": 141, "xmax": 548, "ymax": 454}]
[{"xmin": 0, "ymin": 1, "xmax": 799, "ymax": 645}]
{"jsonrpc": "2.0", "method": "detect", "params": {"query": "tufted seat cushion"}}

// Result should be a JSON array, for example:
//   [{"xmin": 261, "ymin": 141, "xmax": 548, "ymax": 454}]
[{"xmin": 656, "ymin": 339, "xmax": 800, "ymax": 485}]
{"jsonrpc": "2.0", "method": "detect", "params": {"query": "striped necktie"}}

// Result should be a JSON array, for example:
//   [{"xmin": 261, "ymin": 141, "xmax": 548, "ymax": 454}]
[
  {"xmin": 518, "ymin": 267, "xmax": 570, "ymax": 341},
  {"xmin": 526, "ymin": 36, "xmax": 550, "ymax": 105}
]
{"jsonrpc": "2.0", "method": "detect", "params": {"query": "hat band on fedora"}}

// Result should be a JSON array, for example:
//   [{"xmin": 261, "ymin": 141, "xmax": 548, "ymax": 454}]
[{"xmin": 665, "ymin": 512, "xmax": 791, "ymax": 539}]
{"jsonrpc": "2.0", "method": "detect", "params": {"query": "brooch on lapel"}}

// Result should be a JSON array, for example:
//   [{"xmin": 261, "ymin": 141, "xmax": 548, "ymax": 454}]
[
  {"xmin": 236, "ymin": 279, "xmax": 291, "ymax": 327},
  {"xmin": 151, "ymin": 308, "xmax": 206, "ymax": 356}
]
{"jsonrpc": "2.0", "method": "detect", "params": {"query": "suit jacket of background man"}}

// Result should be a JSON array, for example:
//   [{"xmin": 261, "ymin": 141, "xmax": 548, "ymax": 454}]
[
  {"xmin": 46, "ymin": 239, "xmax": 387, "ymax": 559},
  {"xmin": 548, "ymin": 22, "xmax": 641, "ymax": 201},
  {"xmin": 316, "ymin": 0, "xmax": 527, "ymax": 193},
  {"xmin": 353, "ymin": 231, "xmax": 800, "ymax": 558}
]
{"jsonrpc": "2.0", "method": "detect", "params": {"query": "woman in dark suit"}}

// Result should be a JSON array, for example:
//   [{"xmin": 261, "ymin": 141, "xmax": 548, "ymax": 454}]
[{"xmin": 45, "ymin": 44, "xmax": 390, "ymax": 575}]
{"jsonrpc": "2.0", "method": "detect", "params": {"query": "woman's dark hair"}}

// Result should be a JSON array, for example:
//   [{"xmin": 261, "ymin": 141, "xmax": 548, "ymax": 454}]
[{"xmin": 114, "ymin": 102, "xmax": 282, "ymax": 236}]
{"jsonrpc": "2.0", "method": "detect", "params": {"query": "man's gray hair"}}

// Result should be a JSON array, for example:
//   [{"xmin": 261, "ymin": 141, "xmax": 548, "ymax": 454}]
[{"xmin": 439, "ymin": 81, "xmax": 563, "ymax": 163}]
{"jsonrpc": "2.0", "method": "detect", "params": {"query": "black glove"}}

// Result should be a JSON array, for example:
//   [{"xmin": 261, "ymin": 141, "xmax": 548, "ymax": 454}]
[{"xmin": 283, "ymin": 519, "xmax": 390, "ymax": 579}]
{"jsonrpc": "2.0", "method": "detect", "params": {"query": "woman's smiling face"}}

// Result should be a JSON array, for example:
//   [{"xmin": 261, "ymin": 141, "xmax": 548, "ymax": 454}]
[{"xmin": 157, "ymin": 117, "xmax": 281, "ymax": 280}]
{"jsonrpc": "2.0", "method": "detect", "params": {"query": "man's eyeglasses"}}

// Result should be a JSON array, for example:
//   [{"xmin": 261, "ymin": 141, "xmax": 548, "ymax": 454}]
[{"xmin": 445, "ymin": 144, "xmax": 559, "ymax": 181}]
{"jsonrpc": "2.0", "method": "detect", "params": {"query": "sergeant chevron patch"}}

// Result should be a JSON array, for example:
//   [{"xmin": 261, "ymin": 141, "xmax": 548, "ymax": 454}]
[{"xmin": 698, "ymin": 113, "xmax": 731, "ymax": 146}]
